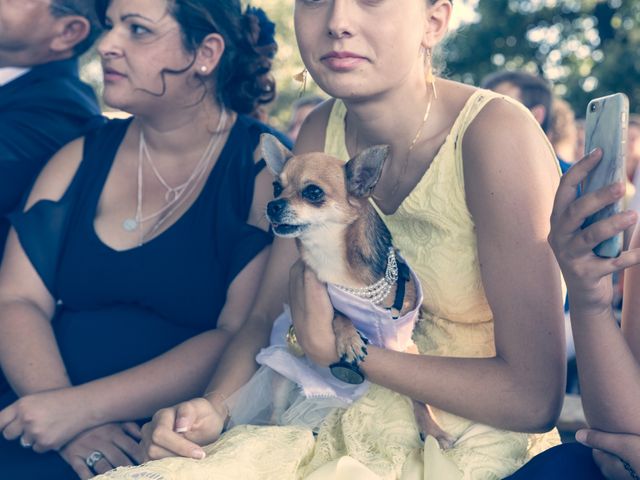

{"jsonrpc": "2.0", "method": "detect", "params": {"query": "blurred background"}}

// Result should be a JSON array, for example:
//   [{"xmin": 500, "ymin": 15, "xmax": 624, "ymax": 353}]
[{"xmin": 81, "ymin": 0, "xmax": 639, "ymax": 130}]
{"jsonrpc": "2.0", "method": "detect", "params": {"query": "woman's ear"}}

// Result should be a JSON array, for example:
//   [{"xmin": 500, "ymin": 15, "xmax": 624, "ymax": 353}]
[
  {"xmin": 195, "ymin": 33, "xmax": 225, "ymax": 76},
  {"xmin": 49, "ymin": 16, "xmax": 90, "ymax": 55},
  {"xmin": 422, "ymin": 0, "xmax": 453, "ymax": 48}
]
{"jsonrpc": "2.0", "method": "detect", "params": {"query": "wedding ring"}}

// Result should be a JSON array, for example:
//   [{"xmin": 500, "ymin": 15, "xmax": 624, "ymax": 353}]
[
  {"xmin": 85, "ymin": 450, "xmax": 105, "ymax": 469},
  {"xmin": 19, "ymin": 436, "xmax": 32, "ymax": 448}
]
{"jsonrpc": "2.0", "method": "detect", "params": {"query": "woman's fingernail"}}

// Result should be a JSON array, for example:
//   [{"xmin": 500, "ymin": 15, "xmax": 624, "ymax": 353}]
[
  {"xmin": 175, "ymin": 421, "xmax": 188, "ymax": 433},
  {"xmin": 575, "ymin": 430, "xmax": 587, "ymax": 444},
  {"xmin": 193, "ymin": 449, "xmax": 206, "ymax": 459}
]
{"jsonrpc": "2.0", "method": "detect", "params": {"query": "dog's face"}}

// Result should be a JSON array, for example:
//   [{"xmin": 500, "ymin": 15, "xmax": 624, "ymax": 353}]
[{"xmin": 261, "ymin": 134, "xmax": 389, "ymax": 238}]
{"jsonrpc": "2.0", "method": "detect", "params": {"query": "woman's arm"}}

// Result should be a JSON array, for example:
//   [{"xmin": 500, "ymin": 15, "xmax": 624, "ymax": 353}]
[
  {"xmin": 0, "ymin": 139, "xmax": 85, "ymax": 395},
  {"xmin": 293, "ymin": 98, "xmax": 566, "ymax": 432},
  {"xmin": 549, "ymin": 150, "xmax": 640, "ymax": 433}
]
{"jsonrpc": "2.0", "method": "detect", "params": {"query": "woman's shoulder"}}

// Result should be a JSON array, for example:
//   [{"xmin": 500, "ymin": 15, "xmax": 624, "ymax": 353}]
[
  {"xmin": 23, "ymin": 137, "xmax": 85, "ymax": 210},
  {"xmin": 24, "ymin": 117, "xmax": 132, "ymax": 210},
  {"xmin": 462, "ymin": 90, "xmax": 551, "ymax": 162}
]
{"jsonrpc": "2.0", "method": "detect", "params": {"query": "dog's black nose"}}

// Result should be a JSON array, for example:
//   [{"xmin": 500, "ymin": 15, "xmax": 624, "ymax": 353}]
[{"xmin": 267, "ymin": 199, "xmax": 287, "ymax": 218}]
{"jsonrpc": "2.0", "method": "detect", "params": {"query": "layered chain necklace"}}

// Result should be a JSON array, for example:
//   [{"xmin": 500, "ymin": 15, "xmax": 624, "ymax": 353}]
[
  {"xmin": 335, "ymin": 248, "xmax": 399, "ymax": 305},
  {"xmin": 122, "ymin": 109, "xmax": 228, "ymax": 245}
]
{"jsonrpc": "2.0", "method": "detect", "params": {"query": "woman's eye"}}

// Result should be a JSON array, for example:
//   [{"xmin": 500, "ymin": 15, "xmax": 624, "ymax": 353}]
[
  {"xmin": 130, "ymin": 24, "xmax": 151, "ymax": 36},
  {"xmin": 272, "ymin": 181, "xmax": 283, "ymax": 197},
  {"xmin": 302, "ymin": 185, "xmax": 325, "ymax": 203}
]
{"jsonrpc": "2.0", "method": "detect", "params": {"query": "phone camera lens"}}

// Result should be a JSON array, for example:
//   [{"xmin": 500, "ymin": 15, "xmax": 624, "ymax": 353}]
[{"xmin": 590, "ymin": 103, "xmax": 598, "ymax": 112}]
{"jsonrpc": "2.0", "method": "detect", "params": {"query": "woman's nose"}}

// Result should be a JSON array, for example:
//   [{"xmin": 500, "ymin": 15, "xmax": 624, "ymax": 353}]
[
  {"xmin": 97, "ymin": 28, "xmax": 122, "ymax": 58},
  {"xmin": 327, "ymin": 0, "xmax": 353, "ymax": 39}
]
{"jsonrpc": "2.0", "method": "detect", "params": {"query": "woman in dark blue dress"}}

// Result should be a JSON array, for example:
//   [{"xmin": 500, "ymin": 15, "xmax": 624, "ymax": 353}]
[{"xmin": 0, "ymin": 1, "xmax": 288, "ymax": 478}]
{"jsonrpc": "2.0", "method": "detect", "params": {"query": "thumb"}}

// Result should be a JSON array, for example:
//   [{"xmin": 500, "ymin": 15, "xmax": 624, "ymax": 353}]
[{"xmin": 174, "ymin": 403, "xmax": 198, "ymax": 434}]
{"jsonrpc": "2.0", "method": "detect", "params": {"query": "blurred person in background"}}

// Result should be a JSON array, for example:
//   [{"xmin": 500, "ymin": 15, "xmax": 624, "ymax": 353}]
[
  {"xmin": 286, "ymin": 94, "xmax": 323, "ymax": 142},
  {"xmin": 548, "ymin": 98, "xmax": 578, "ymax": 165}
]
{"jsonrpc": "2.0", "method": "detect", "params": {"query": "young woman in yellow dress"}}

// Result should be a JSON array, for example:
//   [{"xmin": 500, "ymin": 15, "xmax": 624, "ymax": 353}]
[{"xmin": 97, "ymin": 1, "xmax": 566, "ymax": 478}]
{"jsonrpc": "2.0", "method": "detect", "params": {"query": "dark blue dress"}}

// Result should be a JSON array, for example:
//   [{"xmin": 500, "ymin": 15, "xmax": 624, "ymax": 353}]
[{"xmin": 0, "ymin": 115, "xmax": 285, "ymax": 479}]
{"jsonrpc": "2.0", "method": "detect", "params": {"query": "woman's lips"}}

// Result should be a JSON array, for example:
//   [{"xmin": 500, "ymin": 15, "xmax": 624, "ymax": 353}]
[
  {"xmin": 320, "ymin": 52, "xmax": 367, "ymax": 71},
  {"xmin": 103, "ymin": 67, "xmax": 127, "ymax": 82}
]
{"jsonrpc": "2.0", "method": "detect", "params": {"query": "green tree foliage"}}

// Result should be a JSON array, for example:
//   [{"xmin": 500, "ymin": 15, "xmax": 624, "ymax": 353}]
[{"xmin": 445, "ymin": 0, "xmax": 639, "ymax": 116}]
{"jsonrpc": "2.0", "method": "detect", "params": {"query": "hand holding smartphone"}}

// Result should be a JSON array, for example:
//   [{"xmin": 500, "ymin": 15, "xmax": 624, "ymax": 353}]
[{"xmin": 580, "ymin": 93, "xmax": 629, "ymax": 258}]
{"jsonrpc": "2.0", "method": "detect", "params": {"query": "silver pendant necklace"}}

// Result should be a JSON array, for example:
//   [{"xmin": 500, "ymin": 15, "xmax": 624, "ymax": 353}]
[{"xmin": 122, "ymin": 109, "xmax": 228, "ymax": 241}]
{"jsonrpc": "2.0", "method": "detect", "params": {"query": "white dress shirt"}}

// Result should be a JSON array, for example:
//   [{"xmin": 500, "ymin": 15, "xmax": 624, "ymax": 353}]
[{"xmin": 0, "ymin": 67, "xmax": 30, "ymax": 87}]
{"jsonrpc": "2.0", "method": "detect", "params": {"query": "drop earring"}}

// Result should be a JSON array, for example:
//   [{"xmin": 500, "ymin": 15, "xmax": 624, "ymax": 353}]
[
  {"xmin": 293, "ymin": 68, "xmax": 308, "ymax": 96},
  {"xmin": 424, "ymin": 48, "xmax": 438, "ymax": 99}
]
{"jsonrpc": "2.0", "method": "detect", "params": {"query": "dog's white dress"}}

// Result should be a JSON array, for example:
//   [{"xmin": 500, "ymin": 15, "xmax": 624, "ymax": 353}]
[{"xmin": 226, "ymin": 267, "xmax": 423, "ymax": 430}]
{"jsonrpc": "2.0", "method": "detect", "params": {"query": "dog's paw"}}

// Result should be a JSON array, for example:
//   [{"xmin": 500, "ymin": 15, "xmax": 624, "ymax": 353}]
[{"xmin": 332, "ymin": 314, "xmax": 368, "ymax": 364}]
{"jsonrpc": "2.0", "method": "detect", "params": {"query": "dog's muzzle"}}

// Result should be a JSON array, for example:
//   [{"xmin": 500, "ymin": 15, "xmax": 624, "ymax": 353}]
[{"xmin": 266, "ymin": 198, "xmax": 288, "ymax": 222}]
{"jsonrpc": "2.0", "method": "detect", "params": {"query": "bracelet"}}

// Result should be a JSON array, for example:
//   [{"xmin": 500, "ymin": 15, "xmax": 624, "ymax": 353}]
[
  {"xmin": 204, "ymin": 391, "xmax": 231, "ymax": 427},
  {"xmin": 623, "ymin": 460, "xmax": 640, "ymax": 480}
]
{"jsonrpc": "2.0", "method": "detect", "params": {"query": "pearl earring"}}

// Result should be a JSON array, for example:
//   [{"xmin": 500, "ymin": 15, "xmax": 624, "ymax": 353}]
[{"xmin": 200, "ymin": 66, "xmax": 207, "ymax": 73}]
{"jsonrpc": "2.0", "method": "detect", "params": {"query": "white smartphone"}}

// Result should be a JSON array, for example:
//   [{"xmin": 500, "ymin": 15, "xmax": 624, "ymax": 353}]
[{"xmin": 580, "ymin": 93, "xmax": 629, "ymax": 258}]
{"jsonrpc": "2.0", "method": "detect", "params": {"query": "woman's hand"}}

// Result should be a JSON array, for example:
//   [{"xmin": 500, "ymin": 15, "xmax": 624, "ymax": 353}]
[
  {"xmin": 59, "ymin": 422, "xmax": 143, "ymax": 480},
  {"xmin": 141, "ymin": 397, "xmax": 227, "ymax": 461},
  {"xmin": 0, "ymin": 387, "xmax": 93, "ymax": 452},
  {"xmin": 548, "ymin": 149, "xmax": 639, "ymax": 315},
  {"xmin": 288, "ymin": 259, "xmax": 339, "ymax": 366},
  {"xmin": 577, "ymin": 429, "xmax": 640, "ymax": 480}
]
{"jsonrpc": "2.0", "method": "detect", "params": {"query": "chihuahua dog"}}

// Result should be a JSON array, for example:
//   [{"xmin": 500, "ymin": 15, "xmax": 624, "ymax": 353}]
[{"xmin": 258, "ymin": 133, "xmax": 454, "ymax": 449}]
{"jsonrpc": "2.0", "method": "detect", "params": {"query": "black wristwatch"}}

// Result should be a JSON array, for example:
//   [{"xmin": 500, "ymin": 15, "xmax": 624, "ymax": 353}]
[{"xmin": 329, "ymin": 359, "xmax": 365, "ymax": 384}]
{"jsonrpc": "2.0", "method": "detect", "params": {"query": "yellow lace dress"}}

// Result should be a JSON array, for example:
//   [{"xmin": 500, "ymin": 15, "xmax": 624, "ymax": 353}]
[{"xmin": 96, "ymin": 90, "xmax": 560, "ymax": 480}]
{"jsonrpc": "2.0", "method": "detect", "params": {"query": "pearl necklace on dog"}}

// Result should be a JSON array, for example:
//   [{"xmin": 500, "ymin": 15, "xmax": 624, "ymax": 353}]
[
  {"xmin": 122, "ymin": 109, "xmax": 228, "ymax": 245},
  {"xmin": 335, "ymin": 248, "xmax": 399, "ymax": 305}
]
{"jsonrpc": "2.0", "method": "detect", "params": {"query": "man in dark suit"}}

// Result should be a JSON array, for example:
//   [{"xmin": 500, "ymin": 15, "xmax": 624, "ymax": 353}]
[{"xmin": 0, "ymin": 0, "xmax": 105, "ymax": 253}]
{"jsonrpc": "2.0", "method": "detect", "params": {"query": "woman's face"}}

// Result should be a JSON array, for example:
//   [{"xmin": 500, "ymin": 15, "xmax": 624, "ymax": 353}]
[
  {"xmin": 294, "ymin": 0, "xmax": 428, "ymax": 100},
  {"xmin": 97, "ymin": 0, "xmax": 197, "ymax": 112}
]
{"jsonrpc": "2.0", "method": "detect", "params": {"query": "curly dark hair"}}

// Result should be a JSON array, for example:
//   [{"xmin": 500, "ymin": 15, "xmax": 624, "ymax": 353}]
[{"xmin": 95, "ymin": 0, "xmax": 276, "ymax": 115}]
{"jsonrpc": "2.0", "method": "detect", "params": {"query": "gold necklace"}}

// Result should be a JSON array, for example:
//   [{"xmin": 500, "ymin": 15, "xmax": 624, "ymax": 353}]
[{"xmin": 349, "ymin": 86, "xmax": 435, "ymax": 200}]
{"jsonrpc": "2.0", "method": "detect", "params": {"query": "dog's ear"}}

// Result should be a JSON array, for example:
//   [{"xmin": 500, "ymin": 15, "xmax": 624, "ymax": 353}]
[
  {"xmin": 345, "ymin": 145, "xmax": 390, "ymax": 198},
  {"xmin": 260, "ymin": 134, "xmax": 293, "ymax": 176}
]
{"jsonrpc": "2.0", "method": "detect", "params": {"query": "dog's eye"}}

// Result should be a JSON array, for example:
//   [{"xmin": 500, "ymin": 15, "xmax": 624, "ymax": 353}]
[
  {"xmin": 302, "ymin": 184, "xmax": 325, "ymax": 204},
  {"xmin": 272, "ymin": 181, "xmax": 283, "ymax": 198}
]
